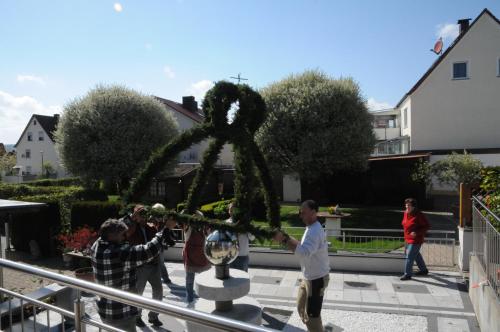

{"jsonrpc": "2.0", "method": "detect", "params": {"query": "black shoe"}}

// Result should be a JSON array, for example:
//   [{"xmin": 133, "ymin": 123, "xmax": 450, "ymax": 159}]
[
  {"xmin": 149, "ymin": 317, "xmax": 163, "ymax": 327},
  {"xmin": 400, "ymin": 275, "xmax": 412, "ymax": 281},
  {"xmin": 415, "ymin": 270, "xmax": 429, "ymax": 276},
  {"xmin": 163, "ymin": 278, "xmax": 172, "ymax": 284},
  {"xmin": 136, "ymin": 317, "xmax": 146, "ymax": 327}
]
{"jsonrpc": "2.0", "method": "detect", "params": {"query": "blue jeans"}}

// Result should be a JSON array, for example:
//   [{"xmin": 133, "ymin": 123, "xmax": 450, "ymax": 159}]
[
  {"xmin": 230, "ymin": 256, "xmax": 249, "ymax": 272},
  {"xmin": 404, "ymin": 244, "xmax": 428, "ymax": 276},
  {"xmin": 186, "ymin": 271, "xmax": 195, "ymax": 302}
]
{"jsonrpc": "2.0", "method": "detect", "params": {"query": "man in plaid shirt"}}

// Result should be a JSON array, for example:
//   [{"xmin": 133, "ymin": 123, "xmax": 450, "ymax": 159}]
[{"xmin": 91, "ymin": 216, "xmax": 175, "ymax": 331}]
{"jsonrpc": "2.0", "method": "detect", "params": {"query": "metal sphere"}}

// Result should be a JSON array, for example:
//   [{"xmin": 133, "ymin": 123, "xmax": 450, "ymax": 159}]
[{"xmin": 204, "ymin": 230, "xmax": 239, "ymax": 266}]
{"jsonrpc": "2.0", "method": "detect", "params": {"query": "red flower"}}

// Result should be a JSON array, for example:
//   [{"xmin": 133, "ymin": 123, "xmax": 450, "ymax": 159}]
[{"xmin": 58, "ymin": 225, "xmax": 97, "ymax": 254}]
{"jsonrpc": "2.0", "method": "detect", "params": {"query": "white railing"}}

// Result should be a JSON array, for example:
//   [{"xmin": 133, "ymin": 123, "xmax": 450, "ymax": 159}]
[
  {"xmin": 172, "ymin": 227, "xmax": 456, "ymax": 267},
  {"xmin": 472, "ymin": 196, "xmax": 500, "ymax": 299},
  {"xmin": 0, "ymin": 259, "xmax": 276, "ymax": 332}
]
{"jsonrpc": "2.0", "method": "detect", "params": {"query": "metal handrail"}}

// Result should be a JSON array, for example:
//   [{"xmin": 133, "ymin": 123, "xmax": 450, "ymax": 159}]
[
  {"xmin": 472, "ymin": 195, "xmax": 500, "ymax": 223},
  {"xmin": 0, "ymin": 259, "xmax": 276, "ymax": 332}
]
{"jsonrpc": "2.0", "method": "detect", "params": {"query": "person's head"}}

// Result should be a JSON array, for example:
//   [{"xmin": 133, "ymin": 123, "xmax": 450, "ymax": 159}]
[
  {"xmin": 299, "ymin": 200, "xmax": 318, "ymax": 225},
  {"xmin": 99, "ymin": 218, "xmax": 128, "ymax": 244},
  {"xmin": 404, "ymin": 198, "xmax": 418, "ymax": 214},
  {"xmin": 132, "ymin": 204, "xmax": 148, "ymax": 225},
  {"xmin": 151, "ymin": 202, "xmax": 166, "ymax": 222}
]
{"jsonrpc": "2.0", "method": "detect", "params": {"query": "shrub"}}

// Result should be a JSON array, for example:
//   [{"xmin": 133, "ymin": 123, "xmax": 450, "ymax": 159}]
[
  {"xmin": 200, "ymin": 199, "xmax": 233, "ymax": 219},
  {"xmin": 71, "ymin": 201, "xmax": 124, "ymax": 230},
  {"xmin": 24, "ymin": 177, "xmax": 82, "ymax": 187},
  {"xmin": 57, "ymin": 225, "xmax": 98, "ymax": 255}
]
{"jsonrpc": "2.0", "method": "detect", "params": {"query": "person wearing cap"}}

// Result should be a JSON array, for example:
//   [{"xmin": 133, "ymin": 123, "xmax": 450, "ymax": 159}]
[
  {"xmin": 151, "ymin": 203, "xmax": 176, "ymax": 284},
  {"xmin": 91, "ymin": 218, "xmax": 172, "ymax": 331},
  {"xmin": 127, "ymin": 205, "xmax": 164, "ymax": 327}
]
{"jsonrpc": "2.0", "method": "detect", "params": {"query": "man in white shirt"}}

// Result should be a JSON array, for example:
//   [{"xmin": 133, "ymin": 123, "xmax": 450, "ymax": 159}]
[
  {"xmin": 274, "ymin": 200, "xmax": 330, "ymax": 332},
  {"xmin": 226, "ymin": 202, "xmax": 255, "ymax": 272}
]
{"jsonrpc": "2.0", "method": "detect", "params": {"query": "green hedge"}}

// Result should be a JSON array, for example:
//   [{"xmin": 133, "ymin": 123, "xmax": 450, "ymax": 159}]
[
  {"xmin": 200, "ymin": 199, "xmax": 233, "ymax": 219},
  {"xmin": 71, "ymin": 201, "xmax": 124, "ymax": 230},
  {"xmin": 23, "ymin": 177, "xmax": 82, "ymax": 187}
]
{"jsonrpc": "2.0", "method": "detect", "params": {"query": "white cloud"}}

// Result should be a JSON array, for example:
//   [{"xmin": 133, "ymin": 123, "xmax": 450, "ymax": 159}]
[
  {"xmin": 113, "ymin": 3, "xmax": 123, "ymax": 12},
  {"xmin": 366, "ymin": 97, "xmax": 392, "ymax": 111},
  {"xmin": 436, "ymin": 23, "xmax": 459, "ymax": 42},
  {"xmin": 163, "ymin": 66, "xmax": 175, "ymax": 79},
  {"xmin": 17, "ymin": 75, "xmax": 46, "ymax": 86},
  {"xmin": 187, "ymin": 80, "xmax": 214, "ymax": 103},
  {"xmin": 0, "ymin": 90, "xmax": 61, "ymax": 143}
]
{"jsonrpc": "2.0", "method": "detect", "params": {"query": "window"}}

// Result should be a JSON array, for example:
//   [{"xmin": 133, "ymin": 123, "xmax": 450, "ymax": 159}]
[
  {"xmin": 158, "ymin": 182, "xmax": 166, "ymax": 196},
  {"xmin": 27, "ymin": 132, "xmax": 33, "ymax": 141},
  {"xmin": 452, "ymin": 62, "xmax": 468, "ymax": 79},
  {"xmin": 26, "ymin": 166, "xmax": 32, "ymax": 174},
  {"xmin": 403, "ymin": 108, "xmax": 408, "ymax": 129},
  {"xmin": 38, "ymin": 131, "xmax": 44, "ymax": 141},
  {"xmin": 388, "ymin": 119, "xmax": 396, "ymax": 128},
  {"xmin": 25, "ymin": 149, "xmax": 31, "ymax": 159},
  {"xmin": 149, "ymin": 183, "xmax": 157, "ymax": 197},
  {"xmin": 33, "ymin": 120, "xmax": 37, "ymax": 125}
]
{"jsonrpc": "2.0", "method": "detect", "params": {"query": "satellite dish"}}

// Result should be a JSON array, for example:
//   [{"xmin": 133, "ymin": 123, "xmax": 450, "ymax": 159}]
[{"xmin": 430, "ymin": 37, "xmax": 443, "ymax": 55}]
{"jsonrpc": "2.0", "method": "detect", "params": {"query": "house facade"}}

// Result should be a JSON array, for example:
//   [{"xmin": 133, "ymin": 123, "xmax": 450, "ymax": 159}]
[
  {"xmin": 13, "ymin": 114, "xmax": 67, "ymax": 178},
  {"xmin": 155, "ymin": 96, "xmax": 234, "ymax": 166},
  {"xmin": 394, "ymin": 8, "xmax": 500, "ymax": 168}
]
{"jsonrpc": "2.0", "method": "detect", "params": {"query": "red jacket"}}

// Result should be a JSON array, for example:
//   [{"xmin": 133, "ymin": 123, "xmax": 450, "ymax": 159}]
[{"xmin": 402, "ymin": 211, "xmax": 430, "ymax": 244}]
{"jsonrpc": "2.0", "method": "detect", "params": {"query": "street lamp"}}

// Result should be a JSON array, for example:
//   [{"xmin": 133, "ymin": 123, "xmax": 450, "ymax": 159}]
[{"xmin": 40, "ymin": 150, "xmax": 44, "ymax": 177}]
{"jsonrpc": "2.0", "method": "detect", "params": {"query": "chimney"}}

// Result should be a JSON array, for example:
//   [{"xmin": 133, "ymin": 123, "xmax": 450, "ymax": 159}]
[
  {"xmin": 457, "ymin": 18, "xmax": 472, "ymax": 35},
  {"xmin": 182, "ymin": 96, "xmax": 198, "ymax": 113}
]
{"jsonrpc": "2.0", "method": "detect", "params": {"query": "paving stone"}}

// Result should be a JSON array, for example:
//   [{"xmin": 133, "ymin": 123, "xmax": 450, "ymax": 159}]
[
  {"xmin": 437, "ymin": 316, "xmax": 470, "ymax": 332},
  {"xmin": 393, "ymin": 283, "xmax": 430, "ymax": 294},
  {"xmin": 252, "ymin": 275, "xmax": 282, "ymax": 285},
  {"xmin": 361, "ymin": 290, "xmax": 381, "ymax": 303},
  {"xmin": 344, "ymin": 281, "xmax": 377, "ymax": 290}
]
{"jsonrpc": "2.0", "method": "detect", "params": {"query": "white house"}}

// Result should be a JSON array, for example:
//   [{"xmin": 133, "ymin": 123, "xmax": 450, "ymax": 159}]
[
  {"xmin": 14, "ymin": 114, "xmax": 68, "ymax": 178},
  {"xmin": 393, "ymin": 8, "xmax": 500, "ymax": 168},
  {"xmin": 155, "ymin": 96, "xmax": 234, "ymax": 166},
  {"xmin": 371, "ymin": 108, "xmax": 409, "ymax": 156}
]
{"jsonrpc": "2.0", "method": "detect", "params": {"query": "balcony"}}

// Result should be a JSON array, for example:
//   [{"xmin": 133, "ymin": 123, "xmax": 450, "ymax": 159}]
[{"xmin": 373, "ymin": 127, "xmax": 401, "ymax": 141}]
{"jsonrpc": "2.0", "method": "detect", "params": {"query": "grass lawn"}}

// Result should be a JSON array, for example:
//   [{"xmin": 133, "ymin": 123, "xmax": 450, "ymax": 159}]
[{"xmin": 251, "ymin": 204, "xmax": 405, "ymax": 253}]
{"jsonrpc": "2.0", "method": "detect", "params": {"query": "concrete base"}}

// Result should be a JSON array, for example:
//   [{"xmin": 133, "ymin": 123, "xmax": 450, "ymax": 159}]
[
  {"xmin": 164, "ymin": 245, "xmax": 405, "ymax": 273},
  {"xmin": 186, "ymin": 296, "xmax": 262, "ymax": 332},
  {"xmin": 458, "ymin": 226, "xmax": 473, "ymax": 271},
  {"xmin": 195, "ymin": 268, "xmax": 250, "ymax": 301},
  {"xmin": 325, "ymin": 217, "xmax": 341, "ymax": 237},
  {"xmin": 469, "ymin": 254, "xmax": 500, "ymax": 332}
]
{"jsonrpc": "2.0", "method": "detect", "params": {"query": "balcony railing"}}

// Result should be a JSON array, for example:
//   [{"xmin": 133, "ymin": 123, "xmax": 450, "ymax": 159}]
[
  {"xmin": 472, "ymin": 196, "xmax": 500, "ymax": 299},
  {"xmin": 0, "ymin": 259, "xmax": 276, "ymax": 332}
]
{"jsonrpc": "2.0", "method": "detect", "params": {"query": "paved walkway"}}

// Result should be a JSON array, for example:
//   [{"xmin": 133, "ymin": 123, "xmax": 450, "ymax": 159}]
[{"xmin": 9, "ymin": 262, "xmax": 479, "ymax": 332}]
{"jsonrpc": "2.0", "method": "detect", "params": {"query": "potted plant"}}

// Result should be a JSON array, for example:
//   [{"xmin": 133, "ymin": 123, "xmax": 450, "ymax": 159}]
[{"xmin": 57, "ymin": 225, "xmax": 98, "ymax": 270}]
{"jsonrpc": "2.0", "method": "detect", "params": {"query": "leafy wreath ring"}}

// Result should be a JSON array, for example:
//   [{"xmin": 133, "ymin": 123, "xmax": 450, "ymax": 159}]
[{"xmin": 123, "ymin": 81, "xmax": 282, "ymax": 239}]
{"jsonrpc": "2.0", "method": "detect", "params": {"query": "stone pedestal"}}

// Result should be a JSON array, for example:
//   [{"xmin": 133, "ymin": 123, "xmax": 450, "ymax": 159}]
[
  {"xmin": 458, "ymin": 226, "xmax": 473, "ymax": 271},
  {"xmin": 187, "ymin": 267, "xmax": 262, "ymax": 332}
]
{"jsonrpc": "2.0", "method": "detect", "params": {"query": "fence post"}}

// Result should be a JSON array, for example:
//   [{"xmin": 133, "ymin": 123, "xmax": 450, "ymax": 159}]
[
  {"xmin": 342, "ymin": 232, "xmax": 345, "ymax": 249},
  {"xmin": 459, "ymin": 183, "xmax": 472, "ymax": 228},
  {"xmin": 73, "ymin": 290, "xmax": 85, "ymax": 332}
]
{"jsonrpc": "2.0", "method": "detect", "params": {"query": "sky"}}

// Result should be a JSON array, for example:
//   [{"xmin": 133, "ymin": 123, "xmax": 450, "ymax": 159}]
[{"xmin": 1, "ymin": 0, "xmax": 499, "ymax": 144}]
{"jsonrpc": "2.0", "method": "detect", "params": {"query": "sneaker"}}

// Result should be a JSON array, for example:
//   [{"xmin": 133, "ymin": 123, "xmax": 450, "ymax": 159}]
[
  {"xmin": 148, "ymin": 317, "xmax": 163, "ymax": 327},
  {"xmin": 415, "ymin": 270, "xmax": 429, "ymax": 276},
  {"xmin": 136, "ymin": 317, "xmax": 146, "ymax": 328},
  {"xmin": 400, "ymin": 275, "xmax": 412, "ymax": 281}
]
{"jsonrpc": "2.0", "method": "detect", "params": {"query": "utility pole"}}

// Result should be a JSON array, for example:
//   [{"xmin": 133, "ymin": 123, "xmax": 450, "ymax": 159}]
[{"xmin": 230, "ymin": 73, "xmax": 248, "ymax": 84}]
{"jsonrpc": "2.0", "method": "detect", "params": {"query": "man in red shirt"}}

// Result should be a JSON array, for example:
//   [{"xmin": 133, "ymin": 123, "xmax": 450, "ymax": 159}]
[{"xmin": 401, "ymin": 198, "xmax": 430, "ymax": 280}]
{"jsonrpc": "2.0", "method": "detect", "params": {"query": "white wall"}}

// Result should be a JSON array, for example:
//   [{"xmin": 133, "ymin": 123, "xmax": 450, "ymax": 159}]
[
  {"xmin": 283, "ymin": 173, "xmax": 301, "ymax": 202},
  {"xmin": 15, "ymin": 117, "xmax": 67, "ymax": 177},
  {"xmin": 409, "ymin": 13, "xmax": 500, "ymax": 151},
  {"xmin": 399, "ymin": 97, "xmax": 412, "ymax": 139},
  {"xmin": 166, "ymin": 107, "xmax": 234, "ymax": 166}
]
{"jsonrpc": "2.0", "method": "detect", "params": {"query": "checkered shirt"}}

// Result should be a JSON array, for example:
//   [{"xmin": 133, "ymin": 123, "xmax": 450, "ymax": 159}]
[{"xmin": 90, "ymin": 234, "xmax": 162, "ymax": 320}]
